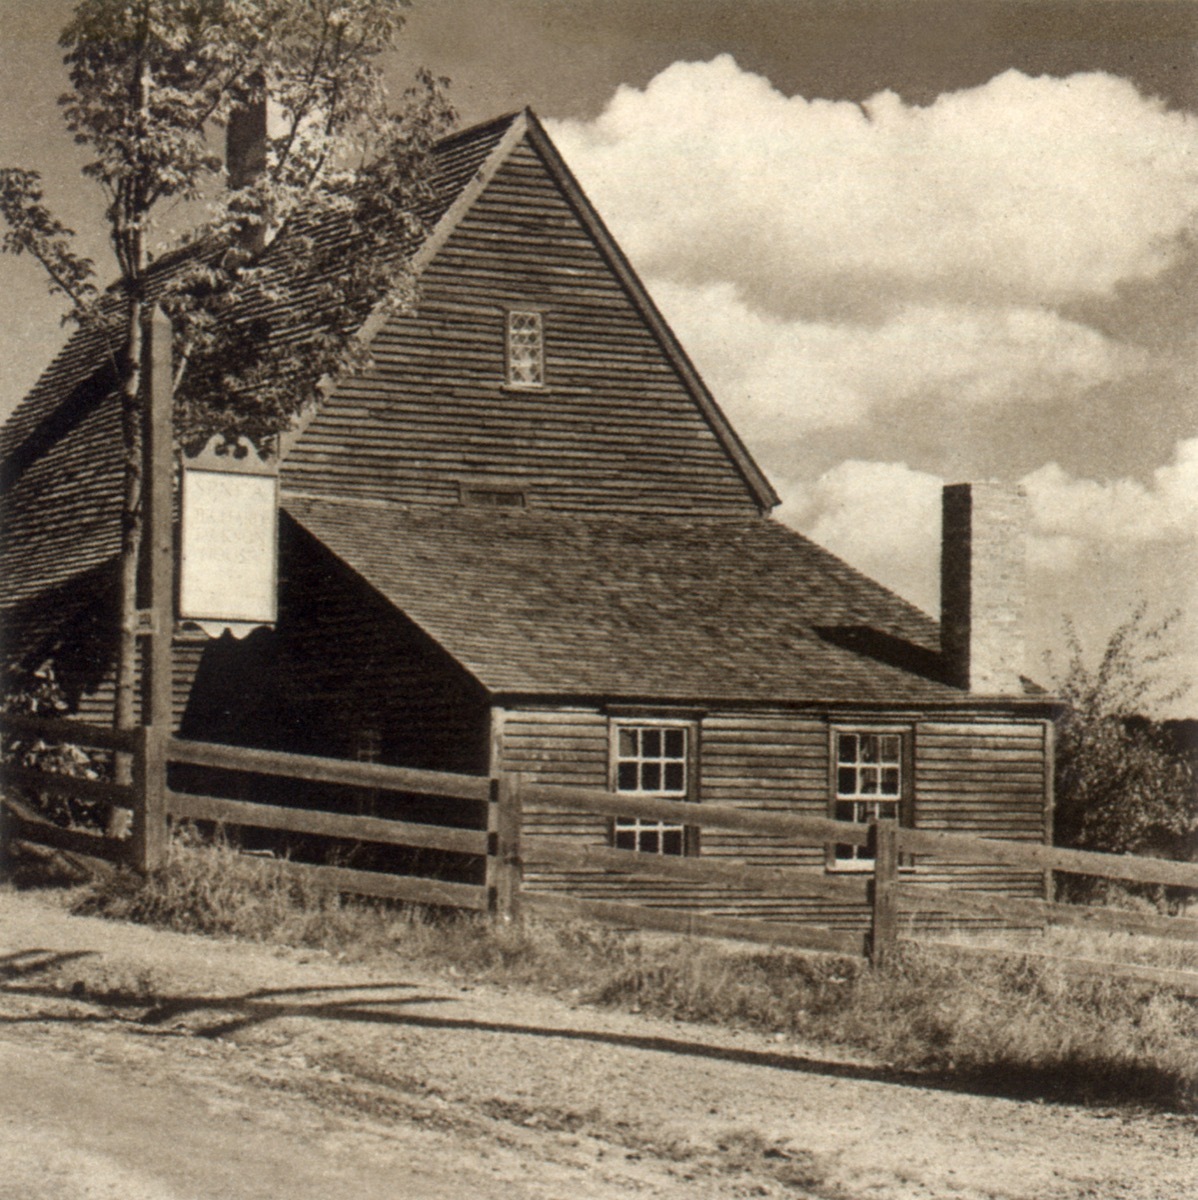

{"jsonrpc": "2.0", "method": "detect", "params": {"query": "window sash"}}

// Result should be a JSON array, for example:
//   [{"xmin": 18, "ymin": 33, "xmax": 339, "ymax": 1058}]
[
  {"xmin": 612, "ymin": 722, "xmax": 691, "ymax": 856},
  {"xmin": 506, "ymin": 310, "xmax": 544, "ymax": 386},
  {"xmin": 831, "ymin": 729, "xmax": 908, "ymax": 865}
]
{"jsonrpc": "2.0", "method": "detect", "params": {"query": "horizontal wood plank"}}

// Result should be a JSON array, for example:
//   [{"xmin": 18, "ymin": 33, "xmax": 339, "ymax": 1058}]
[
  {"xmin": 1, "ymin": 797, "xmax": 127, "ymax": 864},
  {"xmin": 528, "ymin": 837, "xmax": 870, "ymax": 905},
  {"xmin": 897, "ymin": 880, "xmax": 1198, "ymax": 940},
  {"xmin": 0, "ymin": 712, "xmax": 136, "ymax": 752},
  {"xmin": 269, "ymin": 858, "xmax": 487, "ymax": 910},
  {"xmin": 523, "ymin": 891, "xmax": 866, "ymax": 956},
  {"xmin": 520, "ymin": 781, "xmax": 872, "ymax": 846},
  {"xmin": 1, "ymin": 764, "xmax": 133, "ymax": 806},
  {"xmin": 167, "ymin": 738, "xmax": 491, "ymax": 802},
  {"xmin": 899, "ymin": 826, "xmax": 1198, "ymax": 889},
  {"xmin": 166, "ymin": 791, "xmax": 487, "ymax": 856}
]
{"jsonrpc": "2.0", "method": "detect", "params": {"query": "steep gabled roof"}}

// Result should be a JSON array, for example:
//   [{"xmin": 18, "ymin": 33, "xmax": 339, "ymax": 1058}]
[
  {"xmin": 0, "ymin": 112, "xmax": 518, "ymax": 473},
  {"xmin": 0, "ymin": 113, "xmax": 520, "ymax": 627},
  {"xmin": 282, "ymin": 495, "xmax": 993, "ymax": 707},
  {"xmin": 2, "ymin": 108, "xmax": 778, "ymax": 634}
]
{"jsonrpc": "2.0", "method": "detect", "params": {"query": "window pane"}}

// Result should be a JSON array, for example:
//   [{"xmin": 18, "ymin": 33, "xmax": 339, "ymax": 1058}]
[
  {"xmin": 664, "ymin": 729, "xmax": 685, "ymax": 758},
  {"xmin": 641, "ymin": 762, "xmax": 661, "ymax": 791},
  {"xmin": 835, "ymin": 801, "xmax": 857, "ymax": 823},
  {"xmin": 664, "ymin": 762, "xmax": 684, "ymax": 792},
  {"xmin": 861, "ymin": 735, "xmax": 879, "ymax": 763},
  {"xmin": 617, "ymin": 762, "xmax": 638, "ymax": 791},
  {"xmin": 838, "ymin": 734, "xmax": 858, "ymax": 763},
  {"xmin": 614, "ymin": 826, "xmax": 636, "ymax": 850},
  {"xmin": 640, "ymin": 828, "xmax": 660, "ymax": 855},
  {"xmin": 618, "ymin": 728, "xmax": 637, "ymax": 757},
  {"xmin": 837, "ymin": 767, "xmax": 857, "ymax": 796},
  {"xmin": 642, "ymin": 729, "xmax": 662, "ymax": 757},
  {"xmin": 507, "ymin": 311, "xmax": 543, "ymax": 385},
  {"xmin": 881, "ymin": 768, "xmax": 900, "ymax": 795},
  {"xmin": 860, "ymin": 769, "xmax": 879, "ymax": 795},
  {"xmin": 880, "ymin": 735, "xmax": 901, "ymax": 763},
  {"xmin": 662, "ymin": 828, "xmax": 683, "ymax": 855}
]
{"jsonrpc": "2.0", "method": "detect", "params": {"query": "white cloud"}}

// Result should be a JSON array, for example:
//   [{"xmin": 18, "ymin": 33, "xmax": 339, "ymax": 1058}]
[
  {"xmin": 783, "ymin": 459, "xmax": 944, "ymax": 613},
  {"xmin": 550, "ymin": 58, "xmax": 1198, "ymax": 310},
  {"xmin": 781, "ymin": 445, "xmax": 1198, "ymax": 622},
  {"xmin": 1021, "ymin": 438, "xmax": 1198, "ymax": 569},
  {"xmin": 551, "ymin": 59, "xmax": 1177, "ymax": 442},
  {"xmin": 652, "ymin": 279, "xmax": 1141, "ymax": 437}
]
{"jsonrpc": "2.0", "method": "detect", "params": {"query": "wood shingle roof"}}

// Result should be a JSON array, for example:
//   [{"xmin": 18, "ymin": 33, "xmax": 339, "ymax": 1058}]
[
  {"xmin": 283, "ymin": 495, "xmax": 984, "ymax": 707},
  {"xmin": 0, "ymin": 114, "xmax": 520, "ymax": 627}
]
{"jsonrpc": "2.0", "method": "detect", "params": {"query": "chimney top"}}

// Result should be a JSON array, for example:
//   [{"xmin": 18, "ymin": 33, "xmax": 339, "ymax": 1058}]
[
  {"xmin": 940, "ymin": 482, "xmax": 1028, "ymax": 695},
  {"xmin": 226, "ymin": 95, "xmax": 267, "ymax": 191}
]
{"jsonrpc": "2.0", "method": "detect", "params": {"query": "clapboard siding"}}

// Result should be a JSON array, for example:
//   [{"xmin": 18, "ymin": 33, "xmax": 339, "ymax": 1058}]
[
  {"xmin": 498, "ymin": 706, "xmax": 1051, "ymax": 926},
  {"xmin": 904, "ymin": 720, "xmax": 1048, "ymax": 916},
  {"xmin": 283, "ymin": 137, "xmax": 763, "ymax": 516}
]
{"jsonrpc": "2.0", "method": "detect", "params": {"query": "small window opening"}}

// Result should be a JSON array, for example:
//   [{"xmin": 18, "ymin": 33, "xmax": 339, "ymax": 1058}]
[{"xmin": 506, "ymin": 310, "xmax": 544, "ymax": 387}]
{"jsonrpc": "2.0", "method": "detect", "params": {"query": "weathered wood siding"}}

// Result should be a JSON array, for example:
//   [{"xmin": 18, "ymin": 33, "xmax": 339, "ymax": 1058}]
[
  {"xmin": 42, "ymin": 522, "xmax": 491, "ymax": 786},
  {"xmin": 499, "ymin": 705, "xmax": 1050, "ymax": 928},
  {"xmin": 269, "ymin": 520, "xmax": 491, "ymax": 776},
  {"xmin": 282, "ymin": 138, "xmax": 763, "ymax": 516}
]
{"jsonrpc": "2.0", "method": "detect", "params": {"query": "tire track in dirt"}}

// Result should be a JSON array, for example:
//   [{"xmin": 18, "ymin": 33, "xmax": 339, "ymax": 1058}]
[{"xmin": 2, "ymin": 890, "xmax": 1195, "ymax": 1200}]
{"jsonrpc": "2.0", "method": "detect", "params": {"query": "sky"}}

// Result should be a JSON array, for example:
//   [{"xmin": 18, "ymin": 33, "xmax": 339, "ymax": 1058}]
[{"xmin": 1, "ymin": 0, "xmax": 1196, "ymax": 713}]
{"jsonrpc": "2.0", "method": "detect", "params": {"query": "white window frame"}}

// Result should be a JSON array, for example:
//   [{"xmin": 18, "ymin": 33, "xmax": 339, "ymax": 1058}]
[
  {"xmin": 610, "ymin": 720, "xmax": 694, "ymax": 856},
  {"xmin": 505, "ymin": 309, "xmax": 544, "ymax": 388},
  {"xmin": 828, "ymin": 727, "xmax": 908, "ymax": 870}
]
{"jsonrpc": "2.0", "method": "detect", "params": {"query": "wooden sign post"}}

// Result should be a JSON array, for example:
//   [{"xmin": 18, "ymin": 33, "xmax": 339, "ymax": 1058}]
[{"xmin": 131, "ymin": 307, "xmax": 174, "ymax": 873}]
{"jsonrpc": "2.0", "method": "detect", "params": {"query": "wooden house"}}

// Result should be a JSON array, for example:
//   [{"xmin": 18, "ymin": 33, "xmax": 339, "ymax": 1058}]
[{"xmin": 0, "ymin": 110, "xmax": 1055, "ymax": 924}]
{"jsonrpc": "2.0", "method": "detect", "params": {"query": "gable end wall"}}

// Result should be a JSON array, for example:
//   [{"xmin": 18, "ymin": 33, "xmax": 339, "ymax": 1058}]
[{"xmin": 282, "ymin": 138, "xmax": 765, "ymax": 516}]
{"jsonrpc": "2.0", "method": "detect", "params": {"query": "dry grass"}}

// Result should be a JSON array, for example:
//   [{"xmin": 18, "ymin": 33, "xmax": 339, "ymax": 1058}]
[{"xmin": 33, "ymin": 831, "xmax": 1198, "ymax": 1113}]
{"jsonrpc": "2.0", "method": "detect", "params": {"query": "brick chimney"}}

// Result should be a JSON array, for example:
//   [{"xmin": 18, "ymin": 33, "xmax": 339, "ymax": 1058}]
[
  {"xmin": 940, "ymin": 482, "xmax": 1028, "ymax": 695},
  {"xmin": 226, "ymin": 92, "xmax": 267, "ymax": 191}
]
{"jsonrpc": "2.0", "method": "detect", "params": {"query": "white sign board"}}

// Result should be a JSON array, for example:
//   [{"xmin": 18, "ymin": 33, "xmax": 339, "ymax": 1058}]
[{"xmin": 179, "ymin": 468, "xmax": 278, "ymax": 624}]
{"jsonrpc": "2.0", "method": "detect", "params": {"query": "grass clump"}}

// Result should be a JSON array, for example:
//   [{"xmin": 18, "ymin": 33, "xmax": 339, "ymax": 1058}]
[{"xmin": 63, "ymin": 831, "xmax": 1198, "ymax": 1112}]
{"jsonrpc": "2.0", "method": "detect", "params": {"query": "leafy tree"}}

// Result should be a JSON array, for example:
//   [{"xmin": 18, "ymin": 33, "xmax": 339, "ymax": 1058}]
[
  {"xmin": 0, "ymin": 0, "xmax": 454, "ymax": 747},
  {"xmin": 1051, "ymin": 604, "xmax": 1195, "ymax": 897}
]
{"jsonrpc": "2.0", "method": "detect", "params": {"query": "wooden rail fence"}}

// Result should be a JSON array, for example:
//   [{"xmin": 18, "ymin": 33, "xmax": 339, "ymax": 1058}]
[{"xmin": 3, "ymin": 715, "xmax": 1196, "ymax": 992}]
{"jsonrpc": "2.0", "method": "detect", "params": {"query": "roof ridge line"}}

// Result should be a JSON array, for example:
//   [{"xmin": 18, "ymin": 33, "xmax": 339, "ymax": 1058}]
[{"xmin": 519, "ymin": 111, "xmax": 781, "ymax": 515}]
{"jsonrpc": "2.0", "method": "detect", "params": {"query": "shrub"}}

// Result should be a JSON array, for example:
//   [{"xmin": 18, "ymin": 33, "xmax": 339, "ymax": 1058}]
[{"xmin": 1052, "ymin": 605, "xmax": 1195, "ymax": 900}]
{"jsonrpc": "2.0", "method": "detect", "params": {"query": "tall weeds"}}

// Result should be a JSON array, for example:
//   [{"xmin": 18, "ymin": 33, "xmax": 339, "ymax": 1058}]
[{"xmin": 67, "ymin": 832, "xmax": 1198, "ymax": 1112}]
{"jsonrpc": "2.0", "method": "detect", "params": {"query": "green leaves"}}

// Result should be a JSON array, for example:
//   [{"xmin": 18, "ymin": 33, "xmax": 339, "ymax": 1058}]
[
  {"xmin": 5, "ymin": 0, "xmax": 455, "ymax": 446},
  {"xmin": 0, "ymin": 168, "xmax": 98, "ymax": 319},
  {"xmin": 1052, "ymin": 605, "xmax": 1195, "ymax": 872}
]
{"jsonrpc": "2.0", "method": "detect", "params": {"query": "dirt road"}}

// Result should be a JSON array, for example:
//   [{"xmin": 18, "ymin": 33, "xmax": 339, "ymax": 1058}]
[{"xmin": 1, "ymin": 890, "xmax": 1194, "ymax": 1200}]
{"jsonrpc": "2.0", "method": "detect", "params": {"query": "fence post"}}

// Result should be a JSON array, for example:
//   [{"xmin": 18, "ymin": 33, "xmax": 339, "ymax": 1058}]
[
  {"xmin": 131, "ymin": 724, "xmax": 168, "ymax": 873},
  {"xmin": 868, "ymin": 818, "xmax": 899, "ymax": 967},
  {"xmin": 487, "ymin": 771, "xmax": 523, "ymax": 922}
]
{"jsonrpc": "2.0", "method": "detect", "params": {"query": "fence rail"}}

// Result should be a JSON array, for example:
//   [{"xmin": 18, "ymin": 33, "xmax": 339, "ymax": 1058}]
[{"xmin": 2, "ymin": 714, "xmax": 1196, "ymax": 992}]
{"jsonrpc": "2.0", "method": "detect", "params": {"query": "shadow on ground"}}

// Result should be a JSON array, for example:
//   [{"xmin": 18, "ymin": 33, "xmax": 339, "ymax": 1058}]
[{"xmin": 1, "ymin": 947, "xmax": 1191, "ymax": 1113}]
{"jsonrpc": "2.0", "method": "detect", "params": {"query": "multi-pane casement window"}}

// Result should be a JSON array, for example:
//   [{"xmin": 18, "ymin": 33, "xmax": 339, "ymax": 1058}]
[
  {"xmin": 831, "ymin": 730, "xmax": 908, "ymax": 866},
  {"xmin": 506, "ymin": 310, "xmax": 544, "ymax": 387},
  {"xmin": 612, "ymin": 724, "xmax": 691, "ymax": 855}
]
